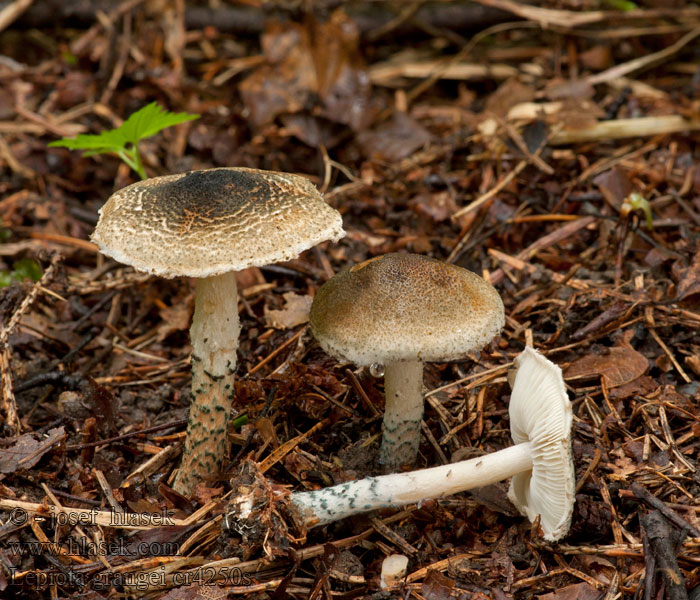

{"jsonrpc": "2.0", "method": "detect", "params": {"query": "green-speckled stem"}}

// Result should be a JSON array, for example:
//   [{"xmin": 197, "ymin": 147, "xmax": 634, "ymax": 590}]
[
  {"xmin": 379, "ymin": 360, "xmax": 424, "ymax": 470},
  {"xmin": 292, "ymin": 442, "xmax": 534, "ymax": 526},
  {"xmin": 173, "ymin": 272, "xmax": 240, "ymax": 495}
]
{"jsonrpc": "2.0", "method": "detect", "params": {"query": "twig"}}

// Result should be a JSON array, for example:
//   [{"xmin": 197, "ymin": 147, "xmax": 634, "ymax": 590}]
[
  {"xmin": 345, "ymin": 368, "xmax": 381, "ymax": 417},
  {"xmin": 472, "ymin": 0, "xmax": 606, "ymax": 27},
  {"xmin": 125, "ymin": 442, "xmax": 183, "ymax": 484},
  {"xmin": 451, "ymin": 159, "xmax": 528, "ymax": 220},
  {"xmin": 550, "ymin": 115, "xmax": 700, "ymax": 145},
  {"xmin": 452, "ymin": 124, "xmax": 555, "ymax": 220},
  {"xmin": 586, "ymin": 26, "xmax": 700, "ymax": 86},
  {"xmin": 632, "ymin": 484, "xmax": 700, "ymax": 537},
  {"xmin": 0, "ymin": 0, "xmax": 33, "ymax": 32},
  {"xmin": 641, "ymin": 511, "xmax": 689, "ymax": 600},
  {"xmin": 0, "ymin": 346, "xmax": 20, "ymax": 435},
  {"xmin": 0, "ymin": 254, "xmax": 61, "ymax": 434},
  {"xmin": 65, "ymin": 418, "xmax": 187, "ymax": 450},
  {"xmin": 648, "ymin": 328, "xmax": 691, "ymax": 384},
  {"xmin": 489, "ymin": 217, "xmax": 596, "ymax": 286},
  {"xmin": 258, "ymin": 418, "xmax": 329, "ymax": 474},
  {"xmin": 248, "ymin": 326, "xmax": 307, "ymax": 375},
  {"xmin": 0, "ymin": 135, "xmax": 34, "ymax": 178}
]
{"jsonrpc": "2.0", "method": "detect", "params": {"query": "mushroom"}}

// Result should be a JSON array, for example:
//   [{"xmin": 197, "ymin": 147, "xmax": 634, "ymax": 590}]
[
  {"xmin": 288, "ymin": 346, "xmax": 575, "ymax": 541},
  {"xmin": 380, "ymin": 554, "xmax": 409, "ymax": 590},
  {"xmin": 91, "ymin": 167, "xmax": 345, "ymax": 495},
  {"xmin": 309, "ymin": 253, "xmax": 504, "ymax": 470}
]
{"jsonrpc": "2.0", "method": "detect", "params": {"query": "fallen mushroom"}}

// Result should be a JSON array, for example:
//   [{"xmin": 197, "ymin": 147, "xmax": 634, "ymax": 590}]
[
  {"xmin": 309, "ymin": 253, "xmax": 504, "ymax": 471},
  {"xmin": 91, "ymin": 168, "xmax": 344, "ymax": 495},
  {"xmin": 380, "ymin": 554, "xmax": 409, "ymax": 590},
  {"xmin": 286, "ymin": 346, "xmax": 575, "ymax": 541}
]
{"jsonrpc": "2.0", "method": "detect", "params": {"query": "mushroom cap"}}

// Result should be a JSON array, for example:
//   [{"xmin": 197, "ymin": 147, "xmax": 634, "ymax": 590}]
[
  {"xmin": 309, "ymin": 253, "xmax": 505, "ymax": 366},
  {"xmin": 91, "ymin": 168, "xmax": 345, "ymax": 278},
  {"xmin": 507, "ymin": 346, "xmax": 575, "ymax": 541}
]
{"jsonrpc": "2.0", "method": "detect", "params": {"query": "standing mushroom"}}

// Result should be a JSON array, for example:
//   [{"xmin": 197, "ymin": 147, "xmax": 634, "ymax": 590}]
[
  {"xmin": 284, "ymin": 346, "xmax": 575, "ymax": 541},
  {"xmin": 91, "ymin": 168, "xmax": 345, "ymax": 495},
  {"xmin": 309, "ymin": 253, "xmax": 505, "ymax": 471}
]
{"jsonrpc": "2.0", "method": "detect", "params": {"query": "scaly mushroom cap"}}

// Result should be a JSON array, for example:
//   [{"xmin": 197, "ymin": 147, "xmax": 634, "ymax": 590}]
[
  {"xmin": 507, "ymin": 346, "xmax": 575, "ymax": 541},
  {"xmin": 309, "ymin": 253, "xmax": 505, "ymax": 366},
  {"xmin": 91, "ymin": 167, "xmax": 345, "ymax": 278}
]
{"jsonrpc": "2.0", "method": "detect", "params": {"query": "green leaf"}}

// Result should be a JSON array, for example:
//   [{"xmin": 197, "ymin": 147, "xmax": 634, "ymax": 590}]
[
  {"xmin": 12, "ymin": 258, "xmax": 43, "ymax": 282},
  {"xmin": 118, "ymin": 102, "xmax": 199, "ymax": 145},
  {"xmin": 48, "ymin": 128, "xmax": 128, "ymax": 152},
  {"xmin": 232, "ymin": 414, "xmax": 248, "ymax": 430},
  {"xmin": 603, "ymin": 0, "xmax": 638, "ymax": 10},
  {"xmin": 0, "ymin": 259, "xmax": 41, "ymax": 288},
  {"xmin": 624, "ymin": 192, "xmax": 653, "ymax": 230},
  {"xmin": 48, "ymin": 102, "xmax": 199, "ymax": 155}
]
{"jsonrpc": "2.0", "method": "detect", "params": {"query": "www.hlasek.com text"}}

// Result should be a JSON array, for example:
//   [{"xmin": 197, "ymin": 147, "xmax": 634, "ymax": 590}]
[{"xmin": 7, "ymin": 538, "xmax": 180, "ymax": 558}]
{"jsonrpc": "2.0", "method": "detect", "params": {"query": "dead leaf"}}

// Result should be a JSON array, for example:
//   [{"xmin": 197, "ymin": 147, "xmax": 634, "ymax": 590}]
[
  {"xmin": 156, "ymin": 290, "xmax": 194, "ymax": 342},
  {"xmin": 421, "ymin": 569, "xmax": 455, "ymax": 600},
  {"xmin": 410, "ymin": 191, "xmax": 458, "ymax": 222},
  {"xmin": 685, "ymin": 354, "xmax": 700, "ymax": 377},
  {"xmin": 311, "ymin": 10, "xmax": 373, "ymax": 131},
  {"xmin": 609, "ymin": 375, "xmax": 657, "ymax": 400},
  {"xmin": 0, "ymin": 427, "xmax": 65, "ymax": 473},
  {"xmin": 264, "ymin": 292, "xmax": 312, "ymax": 329},
  {"xmin": 485, "ymin": 78, "xmax": 534, "ymax": 117},
  {"xmin": 239, "ymin": 22, "xmax": 316, "ymax": 127},
  {"xmin": 160, "ymin": 585, "xmax": 230, "ymax": 600},
  {"xmin": 545, "ymin": 78, "xmax": 595, "ymax": 101},
  {"xmin": 239, "ymin": 11, "xmax": 372, "ymax": 132},
  {"xmin": 593, "ymin": 167, "xmax": 634, "ymax": 210},
  {"xmin": 192, "ymin": 484, "xmax": 224, "ymax": 506},
  {"xmin": 537, "ymin": 582, "xmax": 603, "ymax": 600},
  {"xmin": 676, "ymin": 247, "xmax": 700, "ymax": 302},
  {"xmin": 357, "ymin": 112, "xmax": 432, "ymax": 162},
  {"xmin": 564, "ymin": 346, "xmax": 648, "ymax": 388},
  {"xmin": 576, "ymin": 555, "xmax": 617, "ymax": 584},
  {"xmin": 580, "ymin": 46, "xmax": 613, "ymax": 71}
]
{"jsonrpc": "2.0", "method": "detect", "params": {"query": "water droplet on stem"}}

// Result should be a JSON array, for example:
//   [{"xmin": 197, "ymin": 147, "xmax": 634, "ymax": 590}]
[{"xmin": 369, "ymin": 363, "xmax": 384, "ymax": 378}]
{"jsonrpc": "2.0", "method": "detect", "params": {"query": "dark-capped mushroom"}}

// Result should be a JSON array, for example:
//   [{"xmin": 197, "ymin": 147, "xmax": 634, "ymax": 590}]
[{"xmin": 92, "ymin": 167, "xmax": 345, "ymax": 494}]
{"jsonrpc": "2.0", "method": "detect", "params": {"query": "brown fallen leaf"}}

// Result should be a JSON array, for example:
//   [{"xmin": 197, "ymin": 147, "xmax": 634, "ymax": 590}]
[
  {"xmin": 264, "ymin": 292, "xmax": 312, "ymax": 329},
  {"xmin": 537, "ymin": 582, "xmax": 603, "ymax": 600},
  {"xmin": 239, "ymin": 10, "xmax": 372, "ymax": 132},
  {"xmin": 609, "ymin": 375, "xmax": 657, "ymax": 400},
  {"xmin": 357, "ymin": 112, "xmax": 432, "ymax": 162},
  {"xmin": 421, "ymin": 569, "xmax": 455, "ymax": 600},
  {"xmin": 593, "ymin": 167, "xmax": 634, "ymax": 210},
  {"xmin": 676, "ymin": 247, "xmax": 700, "ymax": 303},
  {"xmin": 160, "ymin": 584, "xmax": 229, "ymax": 600},
  {"xmin": 564, "ymin": 346, "xmax": 648, "ymax": 388},
  {"xmin": 485, "ymin": 77, "xmax": 534, "ymax": 117},
  {"xmin": 0, "ymin": 427, "xmax": 65, "ymax": 474}
]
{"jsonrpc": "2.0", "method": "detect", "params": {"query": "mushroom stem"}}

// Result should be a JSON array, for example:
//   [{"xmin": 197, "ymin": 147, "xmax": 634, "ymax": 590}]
[
  {"xmin": 292, "ymin": 441, "xmax": 534, "ymax": 526},
  {"xmin": 379, "ymin": 360, "xmax": 424, "ymax": 470},
  {"xmin": 173, "ymin": 271, "xmax": 240, "ymax": 495}
]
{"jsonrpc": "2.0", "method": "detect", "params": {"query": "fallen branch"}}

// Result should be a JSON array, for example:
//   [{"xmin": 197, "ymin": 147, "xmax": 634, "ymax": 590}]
[{"xmin": 549, "ymin": 115, "xmax": 700, "ymax": 145}]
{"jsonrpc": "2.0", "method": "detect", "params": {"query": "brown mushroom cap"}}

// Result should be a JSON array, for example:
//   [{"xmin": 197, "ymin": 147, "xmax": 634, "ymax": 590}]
[
  {"xmin": 309, "ymin": 253, "xmax": 505, "ymax": 366},
  {"xmin": 91, "ymin": 167, "xmax": 345, "ymax": 278}
]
